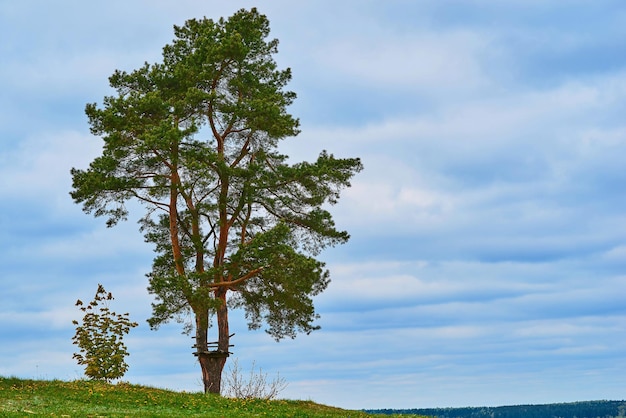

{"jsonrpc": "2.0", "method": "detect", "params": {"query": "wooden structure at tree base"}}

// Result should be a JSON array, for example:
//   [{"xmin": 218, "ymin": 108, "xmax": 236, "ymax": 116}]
[{"xmin": 192, "ymin": 333, "xmax": 234, "ymax": 358}]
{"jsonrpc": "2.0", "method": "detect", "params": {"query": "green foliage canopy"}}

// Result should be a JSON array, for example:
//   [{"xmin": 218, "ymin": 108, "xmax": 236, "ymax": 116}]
[{"xmin": 70, "ymin": 8, "xmax": 363, "ymax": 343}]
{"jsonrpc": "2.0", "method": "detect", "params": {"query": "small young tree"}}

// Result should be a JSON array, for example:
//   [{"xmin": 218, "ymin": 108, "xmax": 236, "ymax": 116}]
[{"xmin": 72, "ymin": 284, "xmax": 138, "ymax": 382}]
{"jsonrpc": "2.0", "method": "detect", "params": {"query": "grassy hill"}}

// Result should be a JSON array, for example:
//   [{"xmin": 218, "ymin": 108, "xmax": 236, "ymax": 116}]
[{"xmin": 0, "ymin": 376, "xmax": 427, "ymax": 417}]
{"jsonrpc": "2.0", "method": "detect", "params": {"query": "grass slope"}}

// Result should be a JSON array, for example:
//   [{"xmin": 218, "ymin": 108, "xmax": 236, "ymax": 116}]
[{"xmin": 0, "ymin": 376, "xmax": 427, "ymax": 417}]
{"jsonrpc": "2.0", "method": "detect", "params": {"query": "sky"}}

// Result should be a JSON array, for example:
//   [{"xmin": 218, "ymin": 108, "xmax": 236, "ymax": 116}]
[{"xmin": 1, "ymin": 0, "xmax": 626, "ymax": 410}]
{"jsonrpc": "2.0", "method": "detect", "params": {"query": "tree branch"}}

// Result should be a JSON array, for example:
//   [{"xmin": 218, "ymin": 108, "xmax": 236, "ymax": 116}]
[{"xmin": 208, "ymin": 265, "xmax": 267, "ymax": 288}]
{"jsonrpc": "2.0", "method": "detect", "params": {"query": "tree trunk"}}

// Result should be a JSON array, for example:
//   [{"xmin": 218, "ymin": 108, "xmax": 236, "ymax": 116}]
[
  {"xmin": 196, "ymin": 289, "xmax": 230, "ymax": 394},
  {"xmin": 198, "ymin": 352, "xmax": 227, "ymax": 394}
]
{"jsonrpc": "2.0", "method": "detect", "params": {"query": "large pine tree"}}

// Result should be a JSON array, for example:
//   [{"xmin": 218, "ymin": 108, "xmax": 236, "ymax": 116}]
[{"xmin": 70, "ymin": 8, "xmax": 362, "ymax": 393}]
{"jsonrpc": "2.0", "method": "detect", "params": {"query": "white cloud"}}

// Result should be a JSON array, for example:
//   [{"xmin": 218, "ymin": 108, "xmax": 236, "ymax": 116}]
[
  {"xmin": 1, "ymin": 51, "xmax": 139, "ymax": 98},
  {"xmin": 288, "ymin": 71, "xmax": 626, "ymax": 257},
  {"xmin": 0, "ymin": 129, "xmax": 100, "ymax": 202},
  {"xmin": 316, "ymin": 29, "xmax": 492, "ymax": 93}
]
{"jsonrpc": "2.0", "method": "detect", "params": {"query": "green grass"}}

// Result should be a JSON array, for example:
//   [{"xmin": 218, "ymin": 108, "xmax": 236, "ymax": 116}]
[{"xmin": 0, "ymin": 376, "xmax": 428, "ymax": 417}]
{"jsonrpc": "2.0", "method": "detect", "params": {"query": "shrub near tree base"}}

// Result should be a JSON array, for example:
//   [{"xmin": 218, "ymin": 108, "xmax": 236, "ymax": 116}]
[
  {"xmin": 222, "ymin": 358, "xmax": 287, "ymax": 400},
  {"xmin": 72, "ymin": 284, "xmax": 138, "ymax": 382}
]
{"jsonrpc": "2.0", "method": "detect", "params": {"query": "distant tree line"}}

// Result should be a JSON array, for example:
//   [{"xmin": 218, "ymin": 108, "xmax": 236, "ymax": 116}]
[{"xmin": 365, "ymin": 400, "xmax": 626, "ymax": 418}]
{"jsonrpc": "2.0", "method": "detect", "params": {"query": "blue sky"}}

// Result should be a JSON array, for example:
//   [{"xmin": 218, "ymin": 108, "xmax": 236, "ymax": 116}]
[{"xmin": 1, "ymin": 0, "xmax": 626, "ymax": 410}]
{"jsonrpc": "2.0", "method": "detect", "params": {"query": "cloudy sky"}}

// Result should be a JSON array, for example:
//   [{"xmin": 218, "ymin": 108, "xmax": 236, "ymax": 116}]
[{"xmin": 1, "ymin": 0, "xmax": 626, "ymax": 410}]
